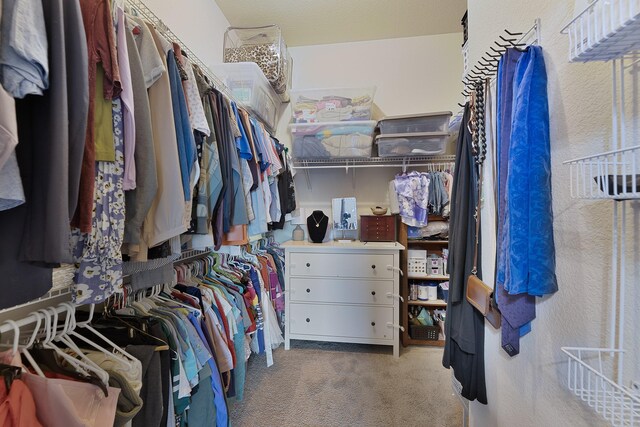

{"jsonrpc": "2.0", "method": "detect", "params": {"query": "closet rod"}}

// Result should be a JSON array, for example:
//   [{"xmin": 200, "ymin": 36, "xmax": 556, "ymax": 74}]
[
  {"xmin": 0, "ymin": 304, "xmax": 69, "ymax": 335},
  {"xmin": 291, "ymin": 163, "xmax": 454, "ymax": 170},
  {"xmin": 126, "ymin": 0, "xmax": 237, "ymax": 110}
]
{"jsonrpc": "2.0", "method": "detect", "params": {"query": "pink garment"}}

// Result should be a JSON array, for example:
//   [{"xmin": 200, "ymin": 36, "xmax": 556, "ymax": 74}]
[
  {"xmin": 0, "ymin": 379, "xmax": 43, "ymax": 427},
  {"xmin": 22, "ymin": 372, "xmax": 119, "ymax": 427},
  {"xmin": 117, "ymin": 6, "xmax": 136, "ymax": 190}
]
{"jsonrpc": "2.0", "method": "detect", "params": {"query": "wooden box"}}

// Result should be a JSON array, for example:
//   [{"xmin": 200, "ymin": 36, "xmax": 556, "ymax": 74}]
[{"xmin": 360, "ymin": 215, "xmax": 397, "ymax": 242}]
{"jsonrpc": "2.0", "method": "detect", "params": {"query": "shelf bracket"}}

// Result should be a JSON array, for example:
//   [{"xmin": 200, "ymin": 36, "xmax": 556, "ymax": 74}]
[{"xmin": 304, "ymin": 162, "xmax": 312, "ymax": 190}]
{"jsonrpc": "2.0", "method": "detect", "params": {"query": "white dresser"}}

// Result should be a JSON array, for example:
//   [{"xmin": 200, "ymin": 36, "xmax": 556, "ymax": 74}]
[{"xmin": 282, "ymin": 240, "xmax": 405, "ymax": 358}]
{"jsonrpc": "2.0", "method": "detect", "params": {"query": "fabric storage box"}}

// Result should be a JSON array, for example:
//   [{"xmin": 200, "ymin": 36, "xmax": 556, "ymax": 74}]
[
  {"xmin": 223, "ymin": 25, "xmax": 291, "ymax": 102},
  {"xmin": 376, "ymin": 132, "xmax": 448, "ymax": 157},
  {"xmin": 289, "ymin": 121, "xmax": 376, "ymax": 159},
  {"xmin": 378, "ymin": 111, "xmax": 452, "ymax": 134},
  {"xmin": 212, "ymin": 62, "xmax": 279, "ymax": 132},
  {"xmin": 290, "ymin": 87, "xmax": 376, "ymax": 123}
]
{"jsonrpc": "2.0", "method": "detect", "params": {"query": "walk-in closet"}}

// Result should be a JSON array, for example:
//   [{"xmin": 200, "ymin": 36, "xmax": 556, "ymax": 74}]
[{"xmin": 0, "ymin": 0, "xmax": 638, "ymax": 426}]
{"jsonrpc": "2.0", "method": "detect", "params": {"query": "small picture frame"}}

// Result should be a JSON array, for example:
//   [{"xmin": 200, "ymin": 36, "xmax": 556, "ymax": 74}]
[{"xmin": 332, "ymin": 197, "xmax": 358, "ymax": 242}]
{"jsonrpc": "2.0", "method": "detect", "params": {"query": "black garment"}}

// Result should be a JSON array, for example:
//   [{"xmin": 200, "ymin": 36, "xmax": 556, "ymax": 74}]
[
  {"xmin": 216, "ymin": 93, "xmax": 236, "ymax": 235},
  {"xmin": 442, "ymin": 104, "xmax": 487, "ymax": 404},
  {"xmin": 0, "ymin": 0, "xmax": 88, "ymax": 308},
  {"xmin": 127, "ymin": 345, "xmax": 164, "ymax": 427},
  {"xmin": 271, "ymin": 142, "xmax": 295, "ymax": 230},
  {"xmin": 206, "ymin": 90, "xmax": 226, "ymax": 250}
]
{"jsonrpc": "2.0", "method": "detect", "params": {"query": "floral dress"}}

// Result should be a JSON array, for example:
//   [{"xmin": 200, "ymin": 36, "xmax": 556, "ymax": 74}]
[
  {"xmin": 72, "ymin": 99, "xmax": 126, "ymax": 304},
  {"xmin": 394, "ymin": 171, "xmax": 430, "ymax": 227}
]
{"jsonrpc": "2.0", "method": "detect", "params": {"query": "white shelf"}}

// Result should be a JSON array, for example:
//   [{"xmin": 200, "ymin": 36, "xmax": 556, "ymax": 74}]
[
  {"xmin": 563, "ymin": 145, "xmax": 640, "ymax": 200},
  {"xmin": 291, "ymin": 155, "xmax": 456, "ymax": 170},
  {"xmin": 562, "ymin": 347, "xmax": 640, "ymax": 426},
  {"xmin": 409, "ymin": 299, "xmax": 447, "ymax": 308},
  {"xmin": 408, "ymin": 274, "xmax": 449, "ymax": 280},
  {"xmin": 561, "ymin": 0, "xmax": 640, "ymax": 62}
]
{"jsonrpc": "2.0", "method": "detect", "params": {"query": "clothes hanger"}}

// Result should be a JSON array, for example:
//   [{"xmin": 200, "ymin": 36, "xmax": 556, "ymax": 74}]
[
  {"xmin": 61, "ymin": 302, "xmax": 138, "ymax": 367},
  {"xmin": 52, "ymin": 306, "xmax": 111, "ymax": 384},
  {"xmin": 35, "ymin": 308, "xmax": 101, "ymax": 382},
  {"xmin": 10, "ymin": 315, "xmax": 47, "ymax": 377}
]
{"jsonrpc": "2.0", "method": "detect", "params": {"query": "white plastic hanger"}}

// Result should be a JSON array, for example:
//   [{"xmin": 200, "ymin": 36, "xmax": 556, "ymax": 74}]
[
  {"xmin": 21, "ymin": 315, "xmax": 47, "ymax": 377},
  {"xmin": 51, "ymin": 306, "xmax": 110, "ymax": 385},
  {"xmin": 0, "ymin": 319, "xmax": 45, "ymax": 377},
  {"xmin": 61, "ymin": 302, "xmax": 138, "ymax": 367},
  {"xmin": 37, "ymin": 308, "xmax": 108, "ymax": 385}
]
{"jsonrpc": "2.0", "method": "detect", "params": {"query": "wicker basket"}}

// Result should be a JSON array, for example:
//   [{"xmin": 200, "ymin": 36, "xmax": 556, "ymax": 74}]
[{"xmin": 409, "ymin": 324, "xmax": 440, "ymax": 341}]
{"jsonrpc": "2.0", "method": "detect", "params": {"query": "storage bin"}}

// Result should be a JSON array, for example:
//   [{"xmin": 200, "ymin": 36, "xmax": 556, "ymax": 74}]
[
  {"xmin": 288, "ymin": 121, "xmax": 376, "ymax": 159},
  {"xmin": 212, "ymin": 62, "xmax": 279, "ymax": 132},
  {"xmin": 290, "ymin": 87, "xmax": 376, "ymax": 123},
  {"xmin": 409, "ymin": 324, "xmax": 440, "ymax": 341},
  {"xmin": 378, "ymin": 111, "xmax": 452, "ymax": 134},
  {"xmin": 223, "ymin": 25, "xmax": 291, "ymax": 102},
  {"xmin": 376, "ymin": 132, "xmax": 448, "ymax": 157}
]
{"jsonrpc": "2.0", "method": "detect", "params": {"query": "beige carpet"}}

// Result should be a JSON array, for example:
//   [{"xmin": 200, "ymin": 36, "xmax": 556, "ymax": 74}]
[{"xmin": 228, "ymin": 341, "xmax": 463, "ymax": 427}]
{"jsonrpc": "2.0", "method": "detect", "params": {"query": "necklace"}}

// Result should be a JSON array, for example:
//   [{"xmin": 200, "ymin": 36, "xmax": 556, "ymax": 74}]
[{"xmin": 311, "ymin": 212, "xmax": 325, "ymax": 228}]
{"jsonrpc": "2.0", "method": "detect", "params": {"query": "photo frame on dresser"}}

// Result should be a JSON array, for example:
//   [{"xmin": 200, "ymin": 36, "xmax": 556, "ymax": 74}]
[{"xmin": 332, "ymin": 197, "xmax": 358, "ymax": 242}]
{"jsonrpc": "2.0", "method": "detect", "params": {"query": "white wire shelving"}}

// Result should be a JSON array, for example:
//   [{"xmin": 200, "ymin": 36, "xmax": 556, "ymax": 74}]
[
  {"xmin": 561, "ymin": 0, "xmax": 640, "ymax": 62},
  {"xmin": 292, "ymin": 155, "xmax": 456, "ymax": 190},
  {"xmin": 291, "ymin": 155, "xmax": 456, "ymax": 171},
  {"xmin": 565, "ymin": 145, "xmax": 640, "ymax": 200},
  {"xmin": 561, "ymin": 348, "xmax": 640, "ymax": 426},
  {"xmin": 560, "ymin": 2, "xmax": 640, "ymax": 425}
]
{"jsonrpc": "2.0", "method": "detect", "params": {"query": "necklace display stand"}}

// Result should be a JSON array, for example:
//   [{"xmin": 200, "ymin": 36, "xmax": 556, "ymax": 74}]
[{"xmin": 306, "ymin": 210, "xmax": 328, "ymax": 243}]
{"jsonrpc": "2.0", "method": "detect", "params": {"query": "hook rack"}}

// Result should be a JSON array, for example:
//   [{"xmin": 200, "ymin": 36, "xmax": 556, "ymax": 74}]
[{"xmin": 461, "ymin": 18, "xmax": 542, "ymax": 98}]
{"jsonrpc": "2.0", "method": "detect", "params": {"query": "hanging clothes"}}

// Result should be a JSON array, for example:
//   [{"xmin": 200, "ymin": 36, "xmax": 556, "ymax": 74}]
[
  {"xmin": 0, "ymin": 0, "xmax": 89, "ymax": 309},
  {"xmin": 503, "ymin": 45, "xmax": 557, "ymax": 297},
  {"xmin": 442, "ymin": 103, "xmax": 487, "ymax": 404},
  {"xmin": 72, "ymin": 0, "xmax": 121, "ymax": 233}
]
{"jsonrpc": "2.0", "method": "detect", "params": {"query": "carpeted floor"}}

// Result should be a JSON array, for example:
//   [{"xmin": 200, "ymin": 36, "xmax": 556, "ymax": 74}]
[{"xmin": 228, "ymin": 341, "xmax": 463, "ymax": 427}]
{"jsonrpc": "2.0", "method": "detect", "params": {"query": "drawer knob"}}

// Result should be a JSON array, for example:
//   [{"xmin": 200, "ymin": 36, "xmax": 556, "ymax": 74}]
[
  {"xmin": 306, "ymin": 263, "xmax": 311, "ymax": 267},
  {"xmin": 371, "ymin": 291, "xmax": 376, "ymax": 296},
  {"xmin": 306, "ymin": 288, "xmax": 311, "ymax": 293},
  {"xmin": 306, "ymin": 318, "xmax": 310, "ymax": 323},
  {"xmin": 371, "ymin": 322, "xmax": 376, "ymax": 326},
  {"xmin": 371, "ymin": 265, "xmax": 376, "ymax": 269}
]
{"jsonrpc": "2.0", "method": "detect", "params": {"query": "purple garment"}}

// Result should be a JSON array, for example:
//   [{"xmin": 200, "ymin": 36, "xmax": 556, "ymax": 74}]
[
  {"xmin": 394, "ymin": 171, "xmax": 430, "ymax": 227},
  {"xmin": 264, "ymin": 257, "xmax": 285, "ymax": 326},
  {"xmin": 495, "ymin": 48, "xmax": 535, "ymax": 357}
]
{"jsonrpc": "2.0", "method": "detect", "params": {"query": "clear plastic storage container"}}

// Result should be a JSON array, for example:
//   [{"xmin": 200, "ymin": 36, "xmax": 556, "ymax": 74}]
[
  {"xmin": 223, "ymin": 25, "xmax": 291, "ymax": 102},
  {"xmin": 288, "ymin": 121, "xmax": 377, "ymax": 159},
  {"xmin": 212, "ymin": 62, "xmax": 279, "ymax": 132},
  {"xmin": 376, "ymin": 132, "xmax": 449, "ymax": 157},
  {"xmin": 378, "ymin": 111, "xmax": 452, "ymax": 134},
  {"xmin": 290, "ymin": 87, "xmax": 376, "ymax": 123}
]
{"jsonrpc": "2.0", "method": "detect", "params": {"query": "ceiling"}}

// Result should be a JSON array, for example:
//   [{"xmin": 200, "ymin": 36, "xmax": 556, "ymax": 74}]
[{"xmin": 214, "ymin": 0, "xmax": 467, "ymax": 47}]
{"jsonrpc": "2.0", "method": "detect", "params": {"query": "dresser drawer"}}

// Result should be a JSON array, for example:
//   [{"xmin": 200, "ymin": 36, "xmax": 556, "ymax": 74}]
[
  {"xmin": 289, "ymin": 303, "xmax": 394, "ymax": 340},
  {"xmin": 360, "ymin": 227, "xmax": 396, "ymax": 242},
  {"xmin": 289, "ymin": 252, "xmax": 395, "ymax": 279},
  {"xmin": 289, "ymin": 278, "xmax": 394, "ymax": 305}
]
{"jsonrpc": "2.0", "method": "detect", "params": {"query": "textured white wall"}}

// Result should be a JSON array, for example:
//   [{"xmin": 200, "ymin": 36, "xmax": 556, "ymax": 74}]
[
  {"xmin": 276, "ymin": 33, "xmax": 464, "ymax": 215},
  {"xmin": 467, "ymin": 2, "xmax": 640, "ymax": 427}
]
